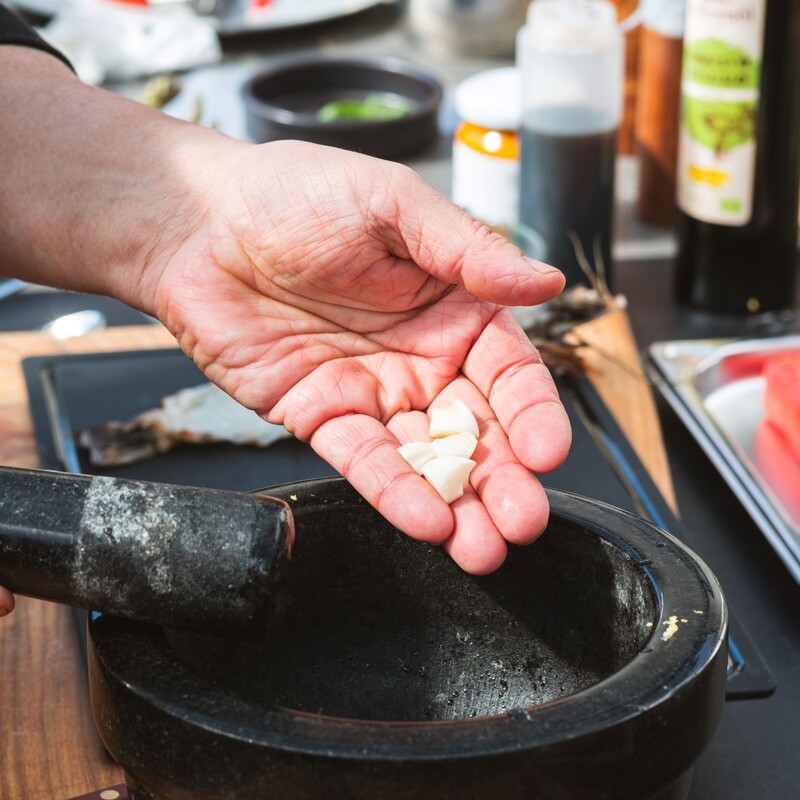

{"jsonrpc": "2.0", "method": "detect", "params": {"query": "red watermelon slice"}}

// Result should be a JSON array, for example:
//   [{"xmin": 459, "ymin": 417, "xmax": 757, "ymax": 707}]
[
  {"xmin": 755, "ymin": 420, "xmax": 800, "ymax": 526},
  {"xmin": 763, "ymin": 354, "xmax": 800, "ymax": 463}
]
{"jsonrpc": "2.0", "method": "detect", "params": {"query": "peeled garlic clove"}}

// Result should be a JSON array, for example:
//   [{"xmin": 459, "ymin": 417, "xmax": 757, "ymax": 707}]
[
  {"xmin": 397, "ymin": 441, "xmax": 436, "ymax": 474},
  {"xmin": 421, "ymin": 456, "xmax": 476, "ymax": 504},
  {"xmin": 429, "ymin": 399, "xmax": 479, "ymax": 438},
  {"xmin": 431, "ymin": 431, "xmax": 478, "ymax": 459}
]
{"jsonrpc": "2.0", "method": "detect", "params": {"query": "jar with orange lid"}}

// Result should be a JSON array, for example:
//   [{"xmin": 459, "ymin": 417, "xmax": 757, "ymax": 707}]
[{"xmin": 451, "ymin": 68, "xmax": 521, "ymax": 229}]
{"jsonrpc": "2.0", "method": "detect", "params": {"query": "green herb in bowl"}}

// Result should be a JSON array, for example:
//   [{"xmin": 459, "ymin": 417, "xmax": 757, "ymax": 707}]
[{"xmin": 316, "ymin": 93, "xmax": 414, "ymax": 123}]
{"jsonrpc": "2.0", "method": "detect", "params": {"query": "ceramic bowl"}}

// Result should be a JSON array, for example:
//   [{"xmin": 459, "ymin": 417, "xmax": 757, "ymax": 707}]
[{"xmin": 242, "ymin": 56, "xmax": 443, "ymax": 159}]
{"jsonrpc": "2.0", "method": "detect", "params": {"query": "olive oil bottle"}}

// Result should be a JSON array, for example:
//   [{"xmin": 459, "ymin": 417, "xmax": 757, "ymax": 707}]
[{"xmin": 675, "ymin": 0, "xmax": 800, "ymax": 316}]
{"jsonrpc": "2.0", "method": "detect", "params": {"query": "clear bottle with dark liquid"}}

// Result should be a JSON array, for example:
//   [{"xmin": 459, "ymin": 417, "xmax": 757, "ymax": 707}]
[
  {"xmin": 517, "ymin": 0, "xmax": 624, "ymax": 288},
  {"xmin": 675, "ymin": 0, "xmax": 800, "ymax": 316}
]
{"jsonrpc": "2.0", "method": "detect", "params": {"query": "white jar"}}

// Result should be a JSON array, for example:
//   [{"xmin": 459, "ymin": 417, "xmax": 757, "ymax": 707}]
[{"xmin": 451, "ymin": 67, "xmax": 521, "ymax": 229}]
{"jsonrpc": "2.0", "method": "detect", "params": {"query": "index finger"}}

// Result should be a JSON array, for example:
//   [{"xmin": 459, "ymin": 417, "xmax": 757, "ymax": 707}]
[{"xmin": 463, "ymin": 309, "xmax": 571, "ymax": 473}]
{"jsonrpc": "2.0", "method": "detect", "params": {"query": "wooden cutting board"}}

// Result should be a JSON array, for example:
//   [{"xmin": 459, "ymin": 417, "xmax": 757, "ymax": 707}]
[
  {"xmin": 566, "ymin": 307, "xmax": 677, "ymax": 513},
  {"xmin": 0, "ymin": 325, "xmax": 174, "ymax": 800}
]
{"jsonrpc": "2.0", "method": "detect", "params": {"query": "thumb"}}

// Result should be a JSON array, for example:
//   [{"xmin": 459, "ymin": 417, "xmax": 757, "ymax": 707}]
[{"xmin": 392, "ymin": 171, "xmax": 565, "ymax": 306}]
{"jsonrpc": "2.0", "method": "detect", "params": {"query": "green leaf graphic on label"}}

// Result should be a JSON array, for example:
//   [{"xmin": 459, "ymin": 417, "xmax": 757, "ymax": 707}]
[
  {"xmin": 683, "ymin": 97, "xmax": 757, "ymax": 156},
  {"xmin": 683, "ymin": 38, "xmax": 760, "ymax": 89}
]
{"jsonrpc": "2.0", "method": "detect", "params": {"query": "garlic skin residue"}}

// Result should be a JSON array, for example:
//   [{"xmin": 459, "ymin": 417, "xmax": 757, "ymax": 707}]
[
  {"xmin": 397, "ymin": 401, "xmax": 481, "ymax": 503},
  {"xmin": 661, "ymin": 615, "xmax": 680, "ymax": 642}
]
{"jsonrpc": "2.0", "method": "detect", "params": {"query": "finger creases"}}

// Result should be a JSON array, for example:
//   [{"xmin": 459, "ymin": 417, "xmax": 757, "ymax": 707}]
[
  {"xmin": 462, "ymin": 312, "xmax": 572, "ymax": 473},
  {"xmin": 470, "ymin": 434, "xmax": 551, "ymax": 546},
  {"xmin": 310, "ymin": 413, "xmax": 454, "ymax": 544},
  {"xmin": 443, "ymin": 491, "xmax": 508, "ymax": 575}
]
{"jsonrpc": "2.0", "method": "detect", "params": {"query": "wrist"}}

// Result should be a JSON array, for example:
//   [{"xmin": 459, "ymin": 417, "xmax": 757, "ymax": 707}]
[
  {"xmin": 0, "ymin": 45, "xmax": 246, "ymax": 313},
  {"xmin": 103, "ymin": 123, "xmax": 250, "ymax": 315}
]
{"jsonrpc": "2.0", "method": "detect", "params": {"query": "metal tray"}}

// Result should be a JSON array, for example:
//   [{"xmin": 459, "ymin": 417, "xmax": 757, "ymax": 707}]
[{"xmin": 649, "ymin": 335, "xmax": 800, "ymax": 584}]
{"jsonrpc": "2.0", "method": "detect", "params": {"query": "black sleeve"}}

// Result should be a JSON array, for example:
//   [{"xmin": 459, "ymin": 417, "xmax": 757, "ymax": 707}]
[{"xmin": 0, "ymin": 3, "xmax": 74, "ymax": 70}]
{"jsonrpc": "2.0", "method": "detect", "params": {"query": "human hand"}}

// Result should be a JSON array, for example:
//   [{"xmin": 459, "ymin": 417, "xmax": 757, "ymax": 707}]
[
  {"xmin": 0, "ymin": 48, "xmax": 568, "ymax": 607},
  {"xmin": 138, "ymin": 141, "xmax": 571, "ymax": 574}
]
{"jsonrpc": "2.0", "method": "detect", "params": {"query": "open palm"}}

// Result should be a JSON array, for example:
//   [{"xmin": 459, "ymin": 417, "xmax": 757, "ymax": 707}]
[{"xmin": 148, "ymin": 142, "xmax": 571, "ymax": 574}]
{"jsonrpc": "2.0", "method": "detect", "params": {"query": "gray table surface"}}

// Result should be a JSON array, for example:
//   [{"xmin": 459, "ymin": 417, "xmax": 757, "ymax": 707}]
[{"xmin": 15, "ymin": 4, "xmax": 800, "ymax": 797}]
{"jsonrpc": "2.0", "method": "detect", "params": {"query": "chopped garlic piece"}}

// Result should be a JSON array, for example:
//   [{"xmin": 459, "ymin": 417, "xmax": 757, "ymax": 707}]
[
  {"xmin": 429, "ymin": 399, "xmax": 479, "ymax": 438},
  {"xmin": 397, "ymin": 441, "xmax": 437, "ymax": 474},
  {"xmin": 661, "ymin": 615, "xmax": 679, "ymax": 642},
  {"xmin": 421, "ymin": 456, "xmax": 476, "ymax": 503},
  {"xmin": 399, "ymin": 401, "xmax": 481, "ymax": 504},
  {"xmin": 645, "ymin": 622, "xmax": 653, "ymax": 628},
  {"xmin": 693, "ymin": 609, "xmax": 703, "ymax": 615},
  {"xmin": 431, "ymin": 431, "xmax": 478, "ymax": 459}
]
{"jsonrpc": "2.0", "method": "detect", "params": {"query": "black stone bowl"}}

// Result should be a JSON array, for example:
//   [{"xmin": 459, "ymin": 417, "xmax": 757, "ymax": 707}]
[
  {"xmin": 88, "ymin": 479, "xmax": 727, "ymax": 800},
  {"xmin": 242, "ymin": 56, "xmax": 443, "ymax": 159}
]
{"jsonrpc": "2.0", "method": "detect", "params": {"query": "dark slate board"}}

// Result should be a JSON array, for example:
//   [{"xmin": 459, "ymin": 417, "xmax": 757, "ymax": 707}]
[{"xmin": 21, "ymin": 347, "xmax": 772, "ymax": 706}]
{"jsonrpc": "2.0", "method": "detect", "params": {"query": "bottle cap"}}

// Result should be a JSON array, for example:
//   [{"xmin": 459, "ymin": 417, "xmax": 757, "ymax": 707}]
[
  {"xmin": 454, "ymin": 67, "xmax": 521, "ymax": 132},
  {"xmin": 525, "ymin": 0, "xmax": 620, "ymax": 51}
]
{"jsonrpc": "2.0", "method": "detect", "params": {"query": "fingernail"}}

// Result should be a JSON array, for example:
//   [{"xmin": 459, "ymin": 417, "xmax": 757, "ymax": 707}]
[{"xmin": 525, "ymin": 257, "xmax": 563, "ymax": 275}]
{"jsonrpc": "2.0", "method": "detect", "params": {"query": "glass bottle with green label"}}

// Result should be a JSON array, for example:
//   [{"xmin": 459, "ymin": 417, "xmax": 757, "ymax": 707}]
[{"xmin": 674, "ymin": 0, "xmax": 800, "ymax": 316}]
